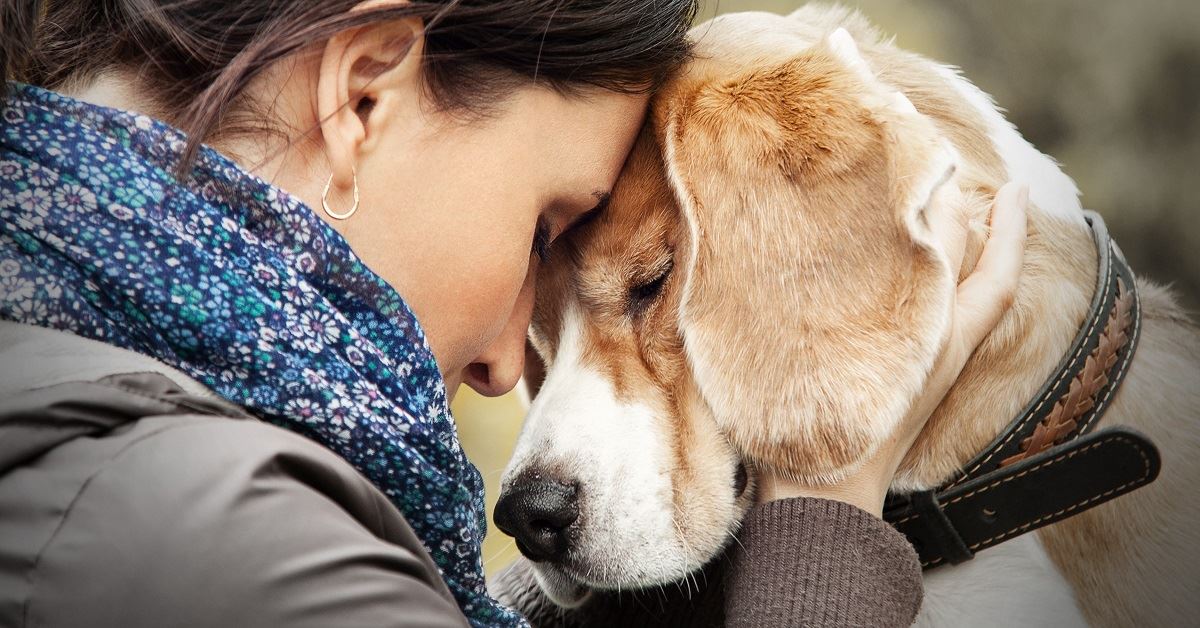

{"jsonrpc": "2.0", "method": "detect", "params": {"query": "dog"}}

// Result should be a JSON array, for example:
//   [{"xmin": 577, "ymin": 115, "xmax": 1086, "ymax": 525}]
[{"xmin": 494, "ymin": 6, "xmax": 1200, "ymax": 626}]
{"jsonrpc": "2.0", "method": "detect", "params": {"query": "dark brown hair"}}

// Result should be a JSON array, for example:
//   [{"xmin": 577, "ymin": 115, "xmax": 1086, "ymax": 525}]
[{"xmin": 2, "ymin": 0, "xmax": 696, "ymax": 171}]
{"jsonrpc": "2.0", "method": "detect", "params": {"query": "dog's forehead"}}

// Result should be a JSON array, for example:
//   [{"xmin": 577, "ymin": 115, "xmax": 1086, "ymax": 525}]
[
  {"xmin": 586, "ymin": 136, "xmax": 677, "ymax": 257},
  {"xmin": 578, "ymin": 148, "xmax": 678, "ymax": 302},
  {"xmin": 531, "ymin": 133, "xmax": 679, "ymax": 345}
]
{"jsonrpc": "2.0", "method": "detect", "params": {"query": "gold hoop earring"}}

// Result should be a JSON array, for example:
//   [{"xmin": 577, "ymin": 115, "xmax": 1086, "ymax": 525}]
[{"xmin": 321, "ymin": 169, "xmax": 360, "ymax": 220}]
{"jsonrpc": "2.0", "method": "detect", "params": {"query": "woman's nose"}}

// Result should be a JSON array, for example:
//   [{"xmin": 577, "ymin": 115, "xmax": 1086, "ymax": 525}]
[{"xmin": 462, "ymin": 279, "xmax": 534, "ymax": 397}]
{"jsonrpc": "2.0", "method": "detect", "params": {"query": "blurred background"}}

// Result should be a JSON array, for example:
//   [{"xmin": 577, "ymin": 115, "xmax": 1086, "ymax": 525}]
[{"xmin": 458, "ymin": 0, "xmax": 1200, "ymax": 576}]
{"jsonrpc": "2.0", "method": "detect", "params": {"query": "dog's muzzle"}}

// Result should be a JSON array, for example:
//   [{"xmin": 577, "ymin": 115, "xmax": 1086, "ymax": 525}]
[{"xmin": 494, "ymin": 477, "xmax": 580, "ymax": 563}]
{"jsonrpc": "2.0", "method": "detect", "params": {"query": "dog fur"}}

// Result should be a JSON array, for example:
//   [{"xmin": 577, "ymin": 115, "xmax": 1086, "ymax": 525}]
[{"xmin": 501, "ymin": 6, "xmax": 1200, "ymax": 625}]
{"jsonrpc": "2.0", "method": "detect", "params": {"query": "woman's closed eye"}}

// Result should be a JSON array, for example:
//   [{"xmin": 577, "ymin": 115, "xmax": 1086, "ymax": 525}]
[
  {"xmin": 532, "ymin": 217, "xmax": 553, "ymax": 263},
  {"xmin": 531, "ymin": 192, "xmax": 611, "ymax": 264}
]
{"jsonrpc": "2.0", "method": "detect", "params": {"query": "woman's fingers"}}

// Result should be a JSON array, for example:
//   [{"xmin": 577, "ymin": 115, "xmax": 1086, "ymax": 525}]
[
  {"xmin": 952, "ymin": 182, "xmax": 1029, "ymax": 354},
  {"xmin": 898, "ymin": 182, "xmax": 1028, "ymax": 445},
  {"xmin": 930, "ymin": 180, "xmax": 975, "ymax": 284}
]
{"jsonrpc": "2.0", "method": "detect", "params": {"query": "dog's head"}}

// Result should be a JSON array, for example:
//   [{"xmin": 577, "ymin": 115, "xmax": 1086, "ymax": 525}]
[{"xmin": 496, "ymin": 9, "xmax": 1003, "ymax": 606}]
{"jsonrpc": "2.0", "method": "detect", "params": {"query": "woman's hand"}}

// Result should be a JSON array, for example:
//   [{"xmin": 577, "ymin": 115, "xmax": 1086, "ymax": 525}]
[{"xmin": 757, "ymin": 182, "xmax": 1030, "ymax": 515}]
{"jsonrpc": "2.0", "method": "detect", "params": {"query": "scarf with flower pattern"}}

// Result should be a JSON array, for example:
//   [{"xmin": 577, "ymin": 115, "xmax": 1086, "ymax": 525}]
[{"xmin": 0, "ymin": 83, "xmax": 524, "ymax": 627}]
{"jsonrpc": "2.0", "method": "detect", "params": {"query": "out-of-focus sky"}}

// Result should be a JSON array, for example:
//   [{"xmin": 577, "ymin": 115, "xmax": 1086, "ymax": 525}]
[{"xmin": 462, "ymin": 0, "xmax": 1200, "ymax": 576}]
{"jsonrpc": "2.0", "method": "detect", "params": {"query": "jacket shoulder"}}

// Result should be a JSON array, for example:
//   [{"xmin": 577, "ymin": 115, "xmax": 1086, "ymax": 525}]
[{"xmin": 7, "ymin": 413, "xmax": 467, "ymax": 628}]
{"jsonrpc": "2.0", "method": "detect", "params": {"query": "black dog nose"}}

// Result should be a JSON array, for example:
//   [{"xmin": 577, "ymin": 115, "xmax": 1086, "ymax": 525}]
[{"xmin": 493, "ymin": 478, "xmax": 579, "ymax": 563}]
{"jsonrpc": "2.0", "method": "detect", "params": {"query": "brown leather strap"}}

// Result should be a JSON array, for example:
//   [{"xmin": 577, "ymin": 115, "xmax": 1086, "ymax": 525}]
[
  {"xmin": 999, "ymin": 276, "xmax": 1135, "ymax": 467},
  {"xmin": 887, "ymin": 427, "xmax": 1160, "ymax": 568},
  {"xmin": 949, "ymin": 211, "xmax": 1142, "ymax": 484}
]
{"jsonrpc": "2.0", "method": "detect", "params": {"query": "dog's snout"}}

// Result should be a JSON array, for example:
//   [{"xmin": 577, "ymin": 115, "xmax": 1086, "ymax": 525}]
[{"xmin": 493, "ymin": 477, "xmax": 579, "ymax": 563}]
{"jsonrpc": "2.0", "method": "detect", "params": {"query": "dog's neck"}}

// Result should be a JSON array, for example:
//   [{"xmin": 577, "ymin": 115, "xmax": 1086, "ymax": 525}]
[
  {"xmin": 891, "ymin": 58, "xmax": 1109, "ymax": 488},
  {"xmin": 897, "ymin": 205, "xmax": 1099, "ymax": 490}
]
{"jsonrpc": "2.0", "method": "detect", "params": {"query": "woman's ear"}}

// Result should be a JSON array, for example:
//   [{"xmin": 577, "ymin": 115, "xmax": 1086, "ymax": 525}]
[
  {"xmin": 655, "ymin": 43, "xmax": 956, "ymax": 484},
  {"xmin": 317, "ymin": 9, "xmax": 423, "ymax": 191}
]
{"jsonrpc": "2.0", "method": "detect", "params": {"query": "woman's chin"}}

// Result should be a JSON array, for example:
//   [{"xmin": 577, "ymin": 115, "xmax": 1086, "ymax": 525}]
[{"xmin": 532, "ymin": 565, "xmax": 592, "ymax": 609}]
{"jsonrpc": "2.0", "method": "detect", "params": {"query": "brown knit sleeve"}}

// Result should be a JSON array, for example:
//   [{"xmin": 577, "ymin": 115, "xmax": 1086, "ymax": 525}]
[
  {"xmin": 725, "ymin": 497, "xmax": 923, "ymax": 627},
  {"xmin": 490, "ymin": 497, "xmax": 922, "ymax": 627}
]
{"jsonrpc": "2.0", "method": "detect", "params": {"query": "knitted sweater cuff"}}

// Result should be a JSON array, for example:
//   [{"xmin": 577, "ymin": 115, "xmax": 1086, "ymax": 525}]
[{"xmin": 725, "ymin": 497, "xmax": 924, "ymax": 627}]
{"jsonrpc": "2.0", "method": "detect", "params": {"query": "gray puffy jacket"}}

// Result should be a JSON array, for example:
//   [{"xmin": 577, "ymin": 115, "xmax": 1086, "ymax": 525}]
[{"xmin": 0, "ymin": 321, "xmax": 468, "ymax": 627}]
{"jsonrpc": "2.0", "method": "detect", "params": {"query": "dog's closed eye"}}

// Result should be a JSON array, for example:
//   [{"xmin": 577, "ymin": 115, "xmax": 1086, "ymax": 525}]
[{"xmin": 628, "ymin": 259, "xmax": 673, "ymax": 316}]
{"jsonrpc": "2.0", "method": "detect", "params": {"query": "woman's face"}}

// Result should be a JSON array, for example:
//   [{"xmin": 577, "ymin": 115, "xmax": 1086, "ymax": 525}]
[
  {"xmin": 67, "ymin": 67, "xmax": 647, "ymax": 400},
  {"xmin": 332, "ymin": 87, "xmax": 649, "ymax": 398},
  {"xmin": 210, "ymin": 24, "xmax": 653, "ymax": 401}
]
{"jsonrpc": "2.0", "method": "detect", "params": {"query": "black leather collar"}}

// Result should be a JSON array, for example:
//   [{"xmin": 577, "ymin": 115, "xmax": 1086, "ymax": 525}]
[{"xmin": 884, "ymin": 211, "xmax": 1161, "ymax": 569}]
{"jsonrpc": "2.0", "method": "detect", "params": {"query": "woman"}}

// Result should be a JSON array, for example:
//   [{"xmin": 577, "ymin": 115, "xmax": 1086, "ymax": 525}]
[{"xmin": 0, "ymin": 1, "xmax": 1026, "ymax": 626}]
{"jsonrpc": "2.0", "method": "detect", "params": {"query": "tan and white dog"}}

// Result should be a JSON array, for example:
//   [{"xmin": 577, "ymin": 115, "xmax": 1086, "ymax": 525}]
[{"xmin": 495, "ymin": 6, "xmax": 1200, "ymax": 626}]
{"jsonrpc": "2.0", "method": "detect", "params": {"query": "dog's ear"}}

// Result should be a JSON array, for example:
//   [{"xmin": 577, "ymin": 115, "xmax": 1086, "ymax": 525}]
[{"xmin": 655, "ymin": 30, "xmax": 957, "ymax": 483}]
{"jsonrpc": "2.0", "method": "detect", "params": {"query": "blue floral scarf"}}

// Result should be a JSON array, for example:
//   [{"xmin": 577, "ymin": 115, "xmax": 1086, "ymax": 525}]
[{"xmin": 0, "ymin": 83, "xmax": 523, "ymax": 627}]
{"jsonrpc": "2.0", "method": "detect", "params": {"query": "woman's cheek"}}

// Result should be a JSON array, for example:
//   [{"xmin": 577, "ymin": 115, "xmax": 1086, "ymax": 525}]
[{"xmin": 443, "ymin": 247, "xmax": 531, "ymax": 373}]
